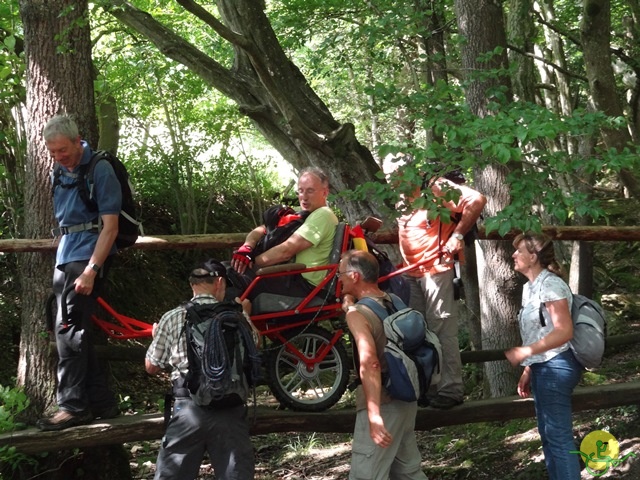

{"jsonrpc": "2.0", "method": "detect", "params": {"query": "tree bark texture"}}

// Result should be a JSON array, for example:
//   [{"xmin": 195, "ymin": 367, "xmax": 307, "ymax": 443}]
[
  {"xmin": 581, "ymin": 0, "xmax": 640, "ymax": 198},
  {"xmin": 454, "ymin": 0, "xmax": 522, "ymax": 397},
  {"xmin": 106, "ymin": 0, "xmax": 385, "ymax": 223},
  {"xmin": 19, "ymin": 1, "xmax": 131, "ymax": 477},
  {"xmin": 18, "ymin": 0, "xmax": 99, "ymax": 417},
  {"xmin": 506, "ymin": 0, "xmax": 536, "ymax": 102}
]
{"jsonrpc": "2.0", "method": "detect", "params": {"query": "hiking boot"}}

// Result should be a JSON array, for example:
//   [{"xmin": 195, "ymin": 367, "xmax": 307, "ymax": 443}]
[
  {"xmin": 36, "ymin": 409, "xmax": 93, "ymax": 431},
  {"xmin": 428, "ymin": 395, "xmax": 463, "ymax": 410},
  {"xmin": 93, "ymin": 405, "xmax": 120, "ymax": 420}
]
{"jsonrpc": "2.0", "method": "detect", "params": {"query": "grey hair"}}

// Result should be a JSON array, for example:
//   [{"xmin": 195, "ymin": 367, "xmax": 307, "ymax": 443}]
[
  {"xmin": 299, "ymin": 166, "xmax": 329, "ymax": 187},
  {"xmin": 340, "ymin": 249, "xmax": 379, "ymax": 283},
  {"xmin": 43, "ymin": 115, "xmax": 79, "ymax": 142}
]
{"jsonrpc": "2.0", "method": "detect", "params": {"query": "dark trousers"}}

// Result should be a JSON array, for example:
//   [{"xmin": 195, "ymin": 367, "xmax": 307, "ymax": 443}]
[
  {"xmin": 246, "ymin": 271, "xmax": 315, "ymax": 300},
  {"xmin": 155, "ymin": 398, "xmax": 254, "ymax": 480},
  {"xmin": 52, "ymin": 258, "xmax": 116, "ymax": 413}
]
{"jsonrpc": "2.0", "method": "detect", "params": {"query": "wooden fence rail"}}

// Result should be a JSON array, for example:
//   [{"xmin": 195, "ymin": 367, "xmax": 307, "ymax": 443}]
[
  {"xmin": 84, "ymin": 331, "xmax": 640, "ymax": 363},
  {"xmin": 1, "ymin": 225, "xmax": 640, "ymax": 254}
]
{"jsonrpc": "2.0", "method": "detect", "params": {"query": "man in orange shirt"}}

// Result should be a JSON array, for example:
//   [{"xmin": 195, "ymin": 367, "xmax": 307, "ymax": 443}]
[{"xmin": 397, "ymin": 170, "xmax": 486, "ymax": 409}]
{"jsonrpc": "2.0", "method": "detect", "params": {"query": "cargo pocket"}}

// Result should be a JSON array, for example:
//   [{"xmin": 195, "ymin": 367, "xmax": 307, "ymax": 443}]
[{"xmin": 350, "ymin": 443, "xmax": 377, "ymax": 479}]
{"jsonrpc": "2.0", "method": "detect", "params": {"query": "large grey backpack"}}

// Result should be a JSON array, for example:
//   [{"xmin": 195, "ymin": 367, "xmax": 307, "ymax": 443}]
[{"xmin": 540, "ymin": 294, "xmax": 606, "ymax": 369}]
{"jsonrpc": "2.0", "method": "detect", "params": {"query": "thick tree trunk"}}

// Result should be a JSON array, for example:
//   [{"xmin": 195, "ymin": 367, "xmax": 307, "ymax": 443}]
[
  {"xmin": 454, "ymin": 0, "xmax": 522, "ymax": 397},
  {"xmin": 19, "ymin": 1, "xmax": 130, "ymax": 477},
  {"xmin": 106, "ymin": 0, "xmax": 385, "ymax": 223},
  {"xmin": 18, "ymin": 0, "xmax": 100, "ymax": 420}
]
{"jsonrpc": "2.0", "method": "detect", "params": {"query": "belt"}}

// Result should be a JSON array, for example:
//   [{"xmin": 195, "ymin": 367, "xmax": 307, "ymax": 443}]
[{"xmin": 51, "ymin": 222, "xmax": 98, "ymax": 237}]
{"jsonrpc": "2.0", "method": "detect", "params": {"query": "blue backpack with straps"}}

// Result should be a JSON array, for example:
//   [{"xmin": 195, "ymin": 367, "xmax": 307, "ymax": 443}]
[{"xmin": 357, "ymin": 294, "xmax": 441, "ymax": 405}]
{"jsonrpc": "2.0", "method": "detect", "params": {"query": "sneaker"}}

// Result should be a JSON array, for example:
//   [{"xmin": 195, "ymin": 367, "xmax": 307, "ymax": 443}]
[
  {"xmin": 428, "ymin": 395, "xmax": 463, "ymax": 410},
  {"xmin": 36, "ymin": 409, "xmax": 94, "ymax": 431},
  {"xmin": 93, "ymin": 405, "xmax": 120, "ymax": 420}
]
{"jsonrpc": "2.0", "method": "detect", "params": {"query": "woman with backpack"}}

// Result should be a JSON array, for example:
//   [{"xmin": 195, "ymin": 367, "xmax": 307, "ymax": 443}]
[{"xmin": 505, "ymin": 232, "xmax": 583, "ymax": 480}]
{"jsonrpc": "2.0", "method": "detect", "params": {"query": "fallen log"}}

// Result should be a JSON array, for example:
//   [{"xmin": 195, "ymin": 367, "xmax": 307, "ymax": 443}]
[{"xmin": 2, "ymin": 382, "xmax": 638, "ymax": 455}]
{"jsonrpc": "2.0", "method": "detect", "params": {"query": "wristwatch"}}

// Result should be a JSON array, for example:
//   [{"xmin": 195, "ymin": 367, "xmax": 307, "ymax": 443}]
[
  {"xmin": 88, "ymin": 262, "xmax": 101, "ymax": 273},
  {"xmin": 452, "ymin": 233, "xmax": 464, "ymax": 241}
]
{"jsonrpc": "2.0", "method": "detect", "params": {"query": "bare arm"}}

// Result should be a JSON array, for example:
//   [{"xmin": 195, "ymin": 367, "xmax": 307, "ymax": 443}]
[
  {"xmin": 344, "ymin": 305, "xmax": 393, "ymax": 448},
  {"xmin": 231, "ymin": 225, "xmax": 267, "ymax": 273},
  {"xmin": 74, "ymin": 213, "xmax": 119, "ymax": 295},
  {"xmin": 145, "ymin": 359, "xmax": 162, "ymax": 375},
  {"xmin": 434, "ymin": 179, "xmax": 486, "ymax": 254},
  {"xmin": 452, "ymin": 185, "xmax": 486, "ymax": 237},
  {"xmin": 253, "ymin": 232, "xmax": 313, "ymax": 268},
  {"xmin": 242, "ymin": 225, "xmax": 267, "ymax": 249},
  {"xmin": 505, "ymin": 298, "xmax": 574, "ymax": 366}
]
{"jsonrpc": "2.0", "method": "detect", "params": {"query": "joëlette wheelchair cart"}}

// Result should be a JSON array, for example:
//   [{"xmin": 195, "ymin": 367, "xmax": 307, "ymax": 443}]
[{"xmin": 47, "ymin": 219, "xmax": 404, "ymax": 412}]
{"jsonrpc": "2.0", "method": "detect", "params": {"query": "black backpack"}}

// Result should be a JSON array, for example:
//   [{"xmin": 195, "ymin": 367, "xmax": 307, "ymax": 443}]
[
  {"xmin": 183, "ymin": 301, "xmax": 262, "ymax": 407},
  {"xmin": 51, "ymin": 150, "xmax": 143, "ymax": 249},
  {"xmin": 253, "ymin": 205, "xmax": 311, "ymax": 255}
]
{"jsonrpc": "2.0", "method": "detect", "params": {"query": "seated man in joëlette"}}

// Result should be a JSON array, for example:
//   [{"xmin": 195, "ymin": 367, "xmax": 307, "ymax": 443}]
[{"xmin": 230, "ymin": 167, "xmax": 338, "ymax": 301}]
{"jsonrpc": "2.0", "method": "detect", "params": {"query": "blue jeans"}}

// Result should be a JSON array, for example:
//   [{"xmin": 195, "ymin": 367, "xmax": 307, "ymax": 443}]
[{"xmin": 530, "ymin": 349, "xmax": 583, "ymax": 480}]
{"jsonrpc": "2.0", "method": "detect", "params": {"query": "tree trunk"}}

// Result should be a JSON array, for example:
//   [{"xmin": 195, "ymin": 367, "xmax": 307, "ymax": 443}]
[
  {"xmin": 19, "ymin": 0, "xmax": 130, "ymax": 477},
  {"xmin": 506, "ymin": 0, "xmax": 536, "ymax": 102},
  {"xmin": 105, "ymin": 0, "xmax": 385, "ymax": 223},
  {"xmin": 454, "ymin": 0, "xmax": 523, "ymax": 397},
  {"xmin": 18, "ymin": 0, "xmax": 100, "ymax": 420},
  {"xmin": 581, "ymin": 0, "xmax": 640, "ymax": 198}
]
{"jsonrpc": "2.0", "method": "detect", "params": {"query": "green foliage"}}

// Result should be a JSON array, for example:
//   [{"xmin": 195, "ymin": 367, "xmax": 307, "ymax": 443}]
[
  {"xmin": 285, "ymin": 433, "xmax": 321, "ymax": 458},
  {"xmin": 344, "ymin": 77, "xmax": 639, "ymax": 233},
  {"xmin": 0, "ymin": 255, "xmax": 20, "ymax": 386},
  {"xmin": 0, "ymin": 0, "xmax": 26, "ymax": 239},
  {"xmin": 90, "ymin": 12, "xmax": 289, "ymax": 237},
  {"xmin": 0, "ymin": 384, "xmax": 28, "ymax": 433},
  {"xmin": 0, "ymin": 387, "xmax": 38, "ymax": 480},
  {"xmin": 0, "ymin": 445, "xmax": 39, "ymax": 480},
  {"xmin": 582, "ymin": 371, "xmax": 608, "ymax": 386}
]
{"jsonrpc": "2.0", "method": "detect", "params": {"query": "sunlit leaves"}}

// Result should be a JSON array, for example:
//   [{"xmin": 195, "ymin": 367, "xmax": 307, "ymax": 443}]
[{"xmin": 344, "ymin": 74, "xmax": 637, "ymax": 233}]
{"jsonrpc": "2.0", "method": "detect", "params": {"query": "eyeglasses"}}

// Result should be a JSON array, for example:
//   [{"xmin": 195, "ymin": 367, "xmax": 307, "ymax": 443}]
[{"xmin": 336, "ymin": 270, "xmax": 355, "ymax": 278}]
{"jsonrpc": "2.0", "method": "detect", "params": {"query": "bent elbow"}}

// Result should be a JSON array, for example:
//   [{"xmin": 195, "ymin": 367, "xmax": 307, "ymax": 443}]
[{"xmin": 145, "ymin": 359, "xmax": 161, "ymax": 375}]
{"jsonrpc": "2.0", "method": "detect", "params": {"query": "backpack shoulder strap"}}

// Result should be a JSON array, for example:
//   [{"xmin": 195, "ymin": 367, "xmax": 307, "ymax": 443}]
[
  {"xmin": 358, "ymin": 296, "xmax": 394, "ymax": 322},
  {"xmin": 387, "ymin": 293, "xmax": 408, "ymax": 311},
  {"xmin": 50, "ymin": 164, "xmax": 63, "ymax": 196},
  {"xmin": 84, "ymin": 150, "xmax": 112, "ymax": 202},
  {"xmin": 50, "ymin": 160, "xmax": 95, "ymax": 211},
  {"xmin": 537, "ymin": 272, "xmax": 574, "ymax": 327}
]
